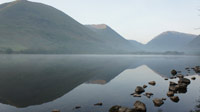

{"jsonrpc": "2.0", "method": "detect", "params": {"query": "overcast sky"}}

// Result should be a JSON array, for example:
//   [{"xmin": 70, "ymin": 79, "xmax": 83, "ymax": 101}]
[{"xmin": 0, "ymin": 0, "xmax": 200, "ymax": 44}]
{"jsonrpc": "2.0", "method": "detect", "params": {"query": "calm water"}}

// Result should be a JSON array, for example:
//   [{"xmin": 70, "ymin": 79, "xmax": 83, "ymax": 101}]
[{"xmin": 0, "ymin": 55, "xmax": 199, "ymax": 112}]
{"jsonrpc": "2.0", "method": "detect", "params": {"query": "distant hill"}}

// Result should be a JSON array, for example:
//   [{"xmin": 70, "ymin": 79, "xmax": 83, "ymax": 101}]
[
  {"xmin": 145, "ymin": 31, "xmax": 196, "ymax": 52},
  {"xmin": 85, "ymin": 24, "xmax": 139, "ymax": 51},
  {"xmin": 0, "ymin": 0, "xmax": 137, "ymax": 54},
  {"xmin": 128, "ymin": 40, "xmax": 145, "ymax": 50},
  {"xmin": 186, "ymin": 35, "xmax": 200, "ymax": 54}
]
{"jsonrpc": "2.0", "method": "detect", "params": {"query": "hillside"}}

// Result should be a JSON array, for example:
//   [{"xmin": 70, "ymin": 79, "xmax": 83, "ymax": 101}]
[
  {"xmin": 186, "ymin": 35, "xmax": 200, "ymax": 54},
  {"xmin": 85, "ymin": 24, "xmax": 139, "ymax": 51},
  {"xmin": 145, "ymin": 31, "xmax": 196, "ymax": 52},
  {"xmin": 128, "ymin": 40, "xmax": 145, "ymax": 50},
  {"xmin": 0, "ymin": 0, "xmax": 137, "ymax": 54}
]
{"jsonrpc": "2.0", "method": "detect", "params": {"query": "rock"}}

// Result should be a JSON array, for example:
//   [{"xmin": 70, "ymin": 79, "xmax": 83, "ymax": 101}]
[
  {"xmin": 94, "ymin": 102, "xmax": 103, "ymax": 106},
  {"xmin": 52, "ymin": 110, "xmax": 60, "ymax": 112},
  {"xmin": 185, "ymin": 67, "xmax": 190, "ymax": 70},
  {"xmin": 177, "ymin": 74, "xmax": 184, "ymax": 78},
  {"xmin": 178, "ymin": 78, "xmax": 191, "ymax": 85},
  {"xmin": 162, "ymin": 98, "xmax": 167, "ymax": 100},
  {"xmin": 148, "ymin": 81, "xmax": 156, "ymax": 86},
  {"xmin": 109, "ymin": 105, "xmax": 121, "ymax": 112},
  {"xmin": 135, "ymin": 86, "xmax": 145, "ymax": 94},
  {"xmin": 170, "ymin": 96, "xmax": 179, "ymax": 103},
  {"xmin": 164, "ymin": 78, "xmax": 168, "ymax": 80},
  {"xmin": 153, "ymin": 98, "xmax": 164, "ymax": 107},
  {"xmin": 144, "ymin": 92, "xmax": 154, "ymax": 98},
  {"xmin": 169, "ymin": 86, "xmax": 177, "ymax": 92},
  {"xmin": 118, "ymin": 107, "xmax": 134, "ymax": 112},
  {"xmin": 133, "ymin": 101, "xmax": 146, "ymax": 112},
  {"xmin": 167, "ymin": 91, "xmax": 174, "ymax": 97},
  {"xmin": 171, "ymin": 69, "xmax": 177, "ymax": 75},
  {"xmin": 109, "ymin": 105, "xmax": 135, "ymax": 112},
  {"xmin": 170, "ymin": 81, "xmax": 178, "ymax": 86},
  {"xmin": 175, "ymin": 83, "xmax": 187, "ymax": 89},
  {"xmin": 177, "ymin": 71, "xmax": 181, "ymax": 73},
  {"xmin": 143, "ymin": 85, "xmax": 147, "ymax": 88},
  {"xmin": 133, "ymin": 93, "xmax": 141, "ymax": 97},
  {"xmin": 75, "ymin": 106, "xmax": 81, "ymax": 109},
  {"xmin": 191, "ymin": 77, "xmax": 196, "ymax": 80}
]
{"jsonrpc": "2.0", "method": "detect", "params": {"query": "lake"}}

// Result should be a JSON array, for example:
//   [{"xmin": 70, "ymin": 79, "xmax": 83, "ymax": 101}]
[{"xmin": 0, "ymin": 55, "xmax": 199, "ymax": 112}]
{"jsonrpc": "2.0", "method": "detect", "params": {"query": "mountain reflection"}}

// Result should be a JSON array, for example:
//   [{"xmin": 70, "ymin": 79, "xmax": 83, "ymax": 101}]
[{"xmin": 0, "ymin": 55, "xmax": 199, "ymax": 108}]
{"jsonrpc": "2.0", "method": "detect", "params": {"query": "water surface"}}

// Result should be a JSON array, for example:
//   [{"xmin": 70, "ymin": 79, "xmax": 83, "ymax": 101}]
[{"xmin": 0, "ymin": 55, "xmax": 199, "ymax": 112}]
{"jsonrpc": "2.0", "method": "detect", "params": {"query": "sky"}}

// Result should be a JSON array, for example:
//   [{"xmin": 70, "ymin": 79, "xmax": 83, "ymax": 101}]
[{"xmin": 0, "ymin": 0, "xmax": 200, "ymax": 44}]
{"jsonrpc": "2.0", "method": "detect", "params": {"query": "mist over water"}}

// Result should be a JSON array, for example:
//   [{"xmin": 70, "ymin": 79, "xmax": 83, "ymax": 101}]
[{"xmin": 0, "ymin": 55, "xmax": 199, "ymax": 112}]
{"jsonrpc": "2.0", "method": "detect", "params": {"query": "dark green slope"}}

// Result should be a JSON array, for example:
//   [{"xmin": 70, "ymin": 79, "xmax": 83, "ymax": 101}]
[{"xmin": 0, "ymin": 0, "xmax": 136, "ymax": 54}]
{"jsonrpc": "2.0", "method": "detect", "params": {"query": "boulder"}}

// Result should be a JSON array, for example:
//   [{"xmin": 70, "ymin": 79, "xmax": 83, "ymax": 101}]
[
  {"xmin": 177, "ymin": 74, "xmax": 184, "ymax": 78},
  {"xmin": 171, "ymin": 69, "xmax": 177, "ymax": 75},
  {"xmin": 170, "ymin": 81, "xmax": 178, "ymax": 86},
  {"xmin": 109, "ymin": 105, "xmax": 121, "ymax": 112},
  {"xmin": 169, "ymin": 86, "xmax": 177, "ymax": 92},
  {"xmin": 162, "ymin": 98, "xmax": 167, "ymax": 100},
  {"xmin": 148, "ymin": 81, "xmax": 156, "ymax": 86},
  {"xmin": 178, "ymin": 78, "xmax": 191, "ymax": 85},
  {"xmin": 52, "ymin": 110, "xmax": 60, "ymax": 112},
  {"xmin": 109, "ymin": 105, "xmax": 135, "ymax": 112},
  {"xmin": 167, "ymin": 91, "xmax": 174, "ymax": 97},
  {"xmin": 170, "ymin": 96, "xmax": 179, "ymax": 103},
  {"xmin": 135, "ymin": 86, "xmax": 145, "ymax": 94},
  {"xmin": 191, "ymin": 77, "xmax": 196, "ymax": 80},
  {"xmin": 153, "ymin": 98, "xmax": 164, "ymax": 107},
  {"xmin": 143, "ymin": 85, "xmax": 147, "ymax": 88},
  {"xmin": 144, "ymin": 92, "xmax": 154, "ymax": 98},
  {"xmin": 133, "ymin": 93, "xmax": 141, "ymax": 97},
  {"xmin": 133, "ymin": 101, "xmax": 146, "ymax": 112},
  {"xmin": 164, "ymin": 78, "xmax": 168, "ymax": 80}
]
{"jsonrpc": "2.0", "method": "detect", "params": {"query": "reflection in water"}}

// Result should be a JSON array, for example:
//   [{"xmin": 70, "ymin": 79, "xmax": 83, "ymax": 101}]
[{"xmin": 0, "ymin": 55, "xmax": 199, "ymax": 112}]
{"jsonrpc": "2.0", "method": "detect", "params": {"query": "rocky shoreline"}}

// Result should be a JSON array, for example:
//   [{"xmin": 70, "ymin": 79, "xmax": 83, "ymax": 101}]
[{"xmin": 52, "ymin": 66, "xmax": 200, "ymax": 112}]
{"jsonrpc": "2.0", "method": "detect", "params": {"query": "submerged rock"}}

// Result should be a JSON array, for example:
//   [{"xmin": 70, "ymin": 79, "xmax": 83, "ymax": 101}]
[
  {"xmin": 134, "ymin": 101, "xmax": 146, "ymax": 112},
  {"xmin": 94, "ymin": 102, "xmax": 103, "ymax": 106},
  {"xmin": 135, "ymin": 86, "xmax": 145, "ymax": 94},
  {"xmin": 171, "ymin": 69, "xmax": 177, "ymax": 75},
  {"xmin": 148, "ymin": 81, "xmax": 156, "ymax": 86},
  {"xmin": 74, "ymin": 106, "xmax": 81, "ymax": 109},
  {"xmin": 153, "ymin": 98, "xmax": 164, "ymax": 107},
  {"xmin": 170, "ymin": 96, "xmax": 179, "ymax": 103}
]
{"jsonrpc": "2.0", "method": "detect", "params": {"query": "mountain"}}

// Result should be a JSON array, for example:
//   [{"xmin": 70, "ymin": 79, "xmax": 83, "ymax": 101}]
[
  {"xmin": 186, "ymin": 35, "xmax": 200, "ymax": 54},
  {"xmin": 145, "ymin": 31, "xmax": 197, "ymax": 52},
  {"xmin": 128, "ymin": 40, "xmax": 145, "ymax": 50},
  {"xmin": 85, "ymin": 24, "xmax": 139, "ymax": 51},
  {"xmin": 0, "ymin": 0, "xmax": 137, "ymax": 54}
]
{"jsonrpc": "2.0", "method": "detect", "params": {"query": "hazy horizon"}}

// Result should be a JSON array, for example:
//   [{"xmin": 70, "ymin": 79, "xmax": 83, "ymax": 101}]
[{"xmin": 0, "ymin": 0, "xmax": 199, "ymax": 44}]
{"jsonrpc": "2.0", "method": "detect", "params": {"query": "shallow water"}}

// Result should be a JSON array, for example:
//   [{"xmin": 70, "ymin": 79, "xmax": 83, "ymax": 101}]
[{"xmin": 0, "ymin": 55, "xmax": 199, "ymax": 112}]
